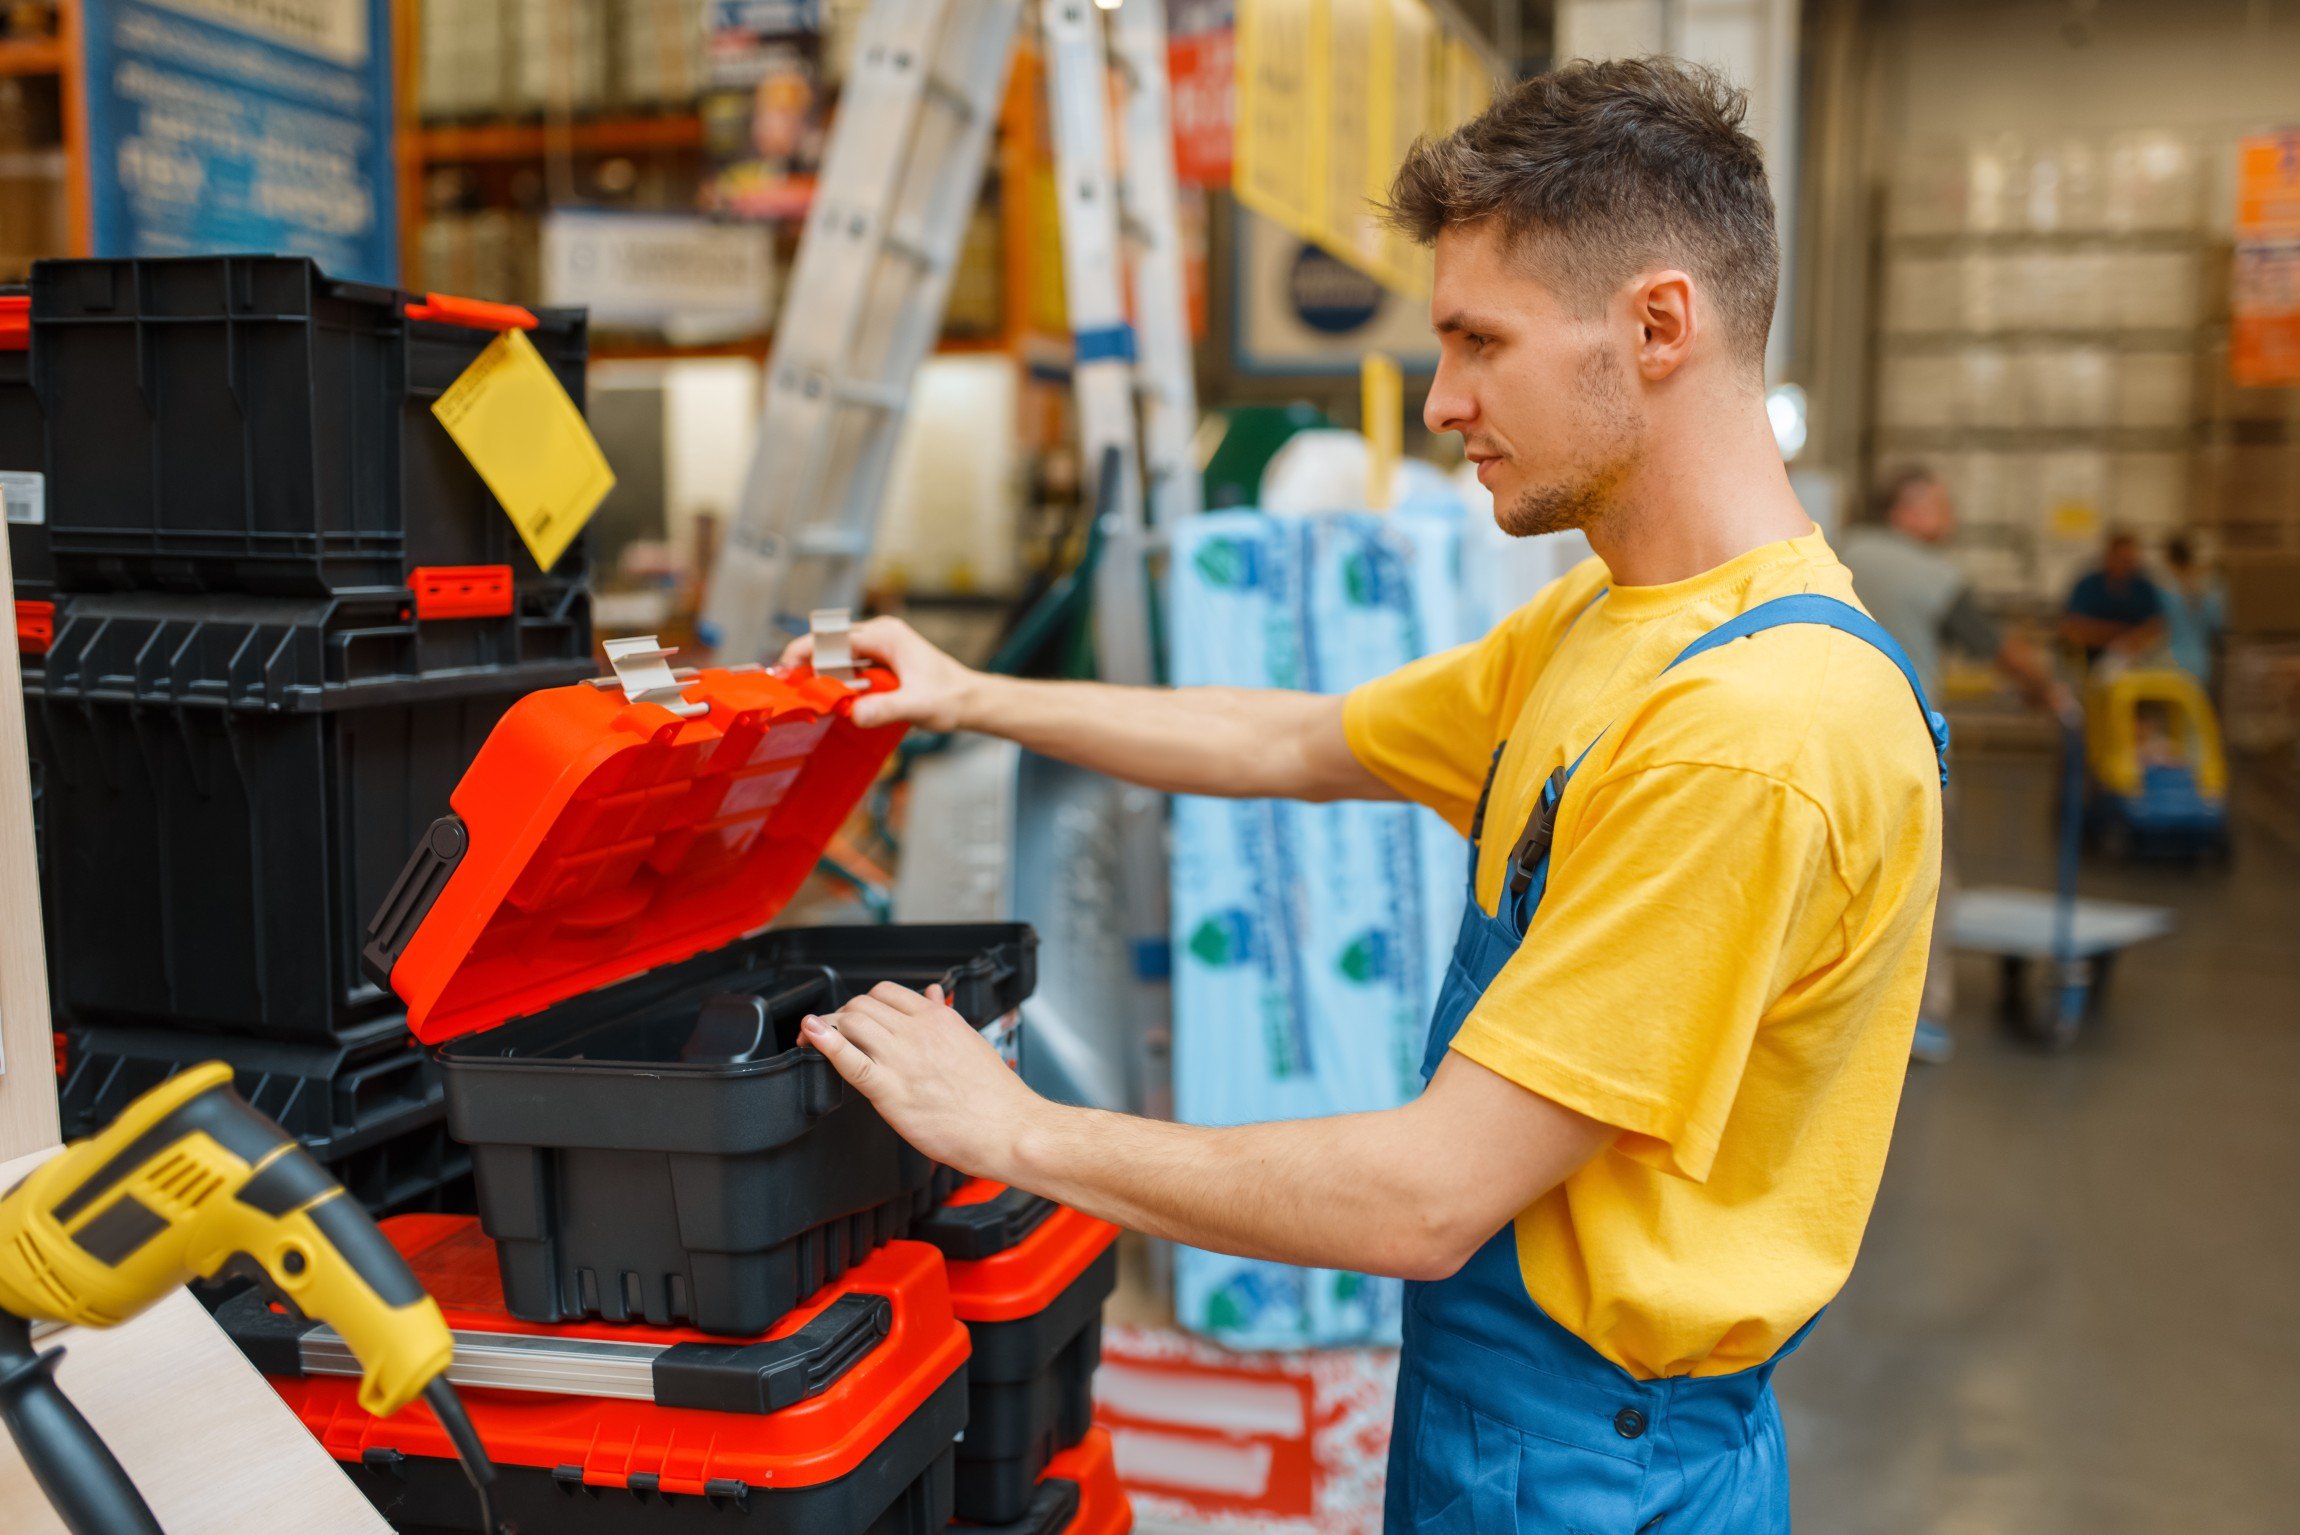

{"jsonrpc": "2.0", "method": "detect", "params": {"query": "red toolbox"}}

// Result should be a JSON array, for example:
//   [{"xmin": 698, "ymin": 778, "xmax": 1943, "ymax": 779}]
[
  {"xmin": 958, "ymin": 1429, "xmax": 1131, "ymax": 1535},
  {"xmin": 923, "ymin": 1181, "xmax": 1120, "ymax": 1523},
  {"xmin": 232, "ymin": 1215, "xmax": 970, "ymax": 1534},
  {"xmin": 361, "ymin": 648, "xmax": 1037, "ymax": 1334}
]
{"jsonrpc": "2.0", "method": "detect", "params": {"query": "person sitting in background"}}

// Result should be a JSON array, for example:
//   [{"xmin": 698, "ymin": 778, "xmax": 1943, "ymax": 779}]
[
  {"xmin": 2158, "ymin": 535, "xmax": 2226, "ymax": 690},
  {"xmin": 2060, "ymin": 531, "xmax": 2165, "ymax": 665},
  {"xmin": 1842, "ymin": 466, "xmax": 2075, "ymax": 1066}
]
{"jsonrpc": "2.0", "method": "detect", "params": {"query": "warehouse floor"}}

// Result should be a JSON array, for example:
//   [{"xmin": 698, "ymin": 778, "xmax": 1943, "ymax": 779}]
[{"xmin": 1780, "ymin": 744, "xmax": 2300, "ymax": 1533}]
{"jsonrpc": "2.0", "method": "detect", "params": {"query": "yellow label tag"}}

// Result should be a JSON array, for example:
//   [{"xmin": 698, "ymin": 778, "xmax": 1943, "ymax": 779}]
[
  {"xmin": 2048, "ymin": 499, "xmax": 2101, "ymax": 540},
  {"xmin": 432, "ymin": 329, "xmax": 615, "ymax": 572}
]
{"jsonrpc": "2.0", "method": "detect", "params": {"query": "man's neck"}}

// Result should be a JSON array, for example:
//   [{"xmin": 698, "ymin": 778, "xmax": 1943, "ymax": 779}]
[{"xmin": 1583, "ymin": 391, "xmax": 1811, "ymax": 587}]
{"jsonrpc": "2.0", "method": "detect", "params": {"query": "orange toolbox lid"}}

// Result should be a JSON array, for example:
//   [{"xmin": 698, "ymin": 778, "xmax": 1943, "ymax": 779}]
[
  {"xmin": 263, "ymin": 1215, "xmax": 968, "ymax": 1494},
  {"xmin": 1044, "ymin": 1428, "xmax": 1132, "ymax": 1535},
  {"xmin": 926, "ymin": 1180, "xmax": 1120, "ymax": 1324},
  {"xmin": 364, "ymin": 642, "xmax": 904, "ymax": 1044}
]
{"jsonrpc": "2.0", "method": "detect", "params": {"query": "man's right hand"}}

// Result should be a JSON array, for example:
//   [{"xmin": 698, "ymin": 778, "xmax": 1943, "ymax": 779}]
[{"xmin": 777, "ymin": 616, "xmax": 982, "ymax": 732}]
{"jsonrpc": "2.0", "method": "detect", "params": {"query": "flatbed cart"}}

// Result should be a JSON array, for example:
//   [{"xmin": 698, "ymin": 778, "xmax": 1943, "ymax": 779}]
[{"xmin": 1951, "ymin": 720, "xmax": 2175, "ymax": 1048}]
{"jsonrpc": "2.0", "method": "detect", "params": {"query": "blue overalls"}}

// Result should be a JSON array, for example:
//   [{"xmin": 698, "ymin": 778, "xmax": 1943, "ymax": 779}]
[{"xmin": 1385, "ymin": 594, "xmax": 1951, "ymax": 1535}]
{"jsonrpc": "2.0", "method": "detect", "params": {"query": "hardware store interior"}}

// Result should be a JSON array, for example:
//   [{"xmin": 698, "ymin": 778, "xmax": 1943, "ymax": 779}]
[{"xmin": 0, "ymin": 1, "xmax": 2294, "ymax": 1532}]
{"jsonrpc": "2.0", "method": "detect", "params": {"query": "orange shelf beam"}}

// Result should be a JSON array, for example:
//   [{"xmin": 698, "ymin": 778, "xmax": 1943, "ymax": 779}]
[
  {"xmin": 413, "ymin": 115, "xmax": 704, "ymax": 163},
  {"xmin": 0, "ymin": 36, "xmax": 64, "ymax": 76}
]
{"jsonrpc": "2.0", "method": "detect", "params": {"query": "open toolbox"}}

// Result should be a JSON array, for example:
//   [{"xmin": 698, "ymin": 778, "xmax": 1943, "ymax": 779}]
[
  {"xmin": 230, "ymin": 1215, "xmax": 969, "ymax": 1534},
  {"xmin": 362, "ymin": 641, "xmax": 1037, "ymax": 1334},
  {"xmin": 957, "ymin": 1429, "xmax": 1131, "ymax": 1535},
  {"xmin": 922, "ymin": 1182, "xmax": 1120, "ymax": 1524}
]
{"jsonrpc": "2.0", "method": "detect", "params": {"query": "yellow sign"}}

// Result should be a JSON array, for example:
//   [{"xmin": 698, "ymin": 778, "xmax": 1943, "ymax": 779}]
[
  {"xmin": 1362, "ymin": 352, "xmax": 1403, "ymax": 509},
  {"xmin": 432, "ymin": 329, "xmax": 616, "ymax": 572},
  {"xmin": 1234, "ymin": 0, "xmax": 1494, "ymax": 297}
]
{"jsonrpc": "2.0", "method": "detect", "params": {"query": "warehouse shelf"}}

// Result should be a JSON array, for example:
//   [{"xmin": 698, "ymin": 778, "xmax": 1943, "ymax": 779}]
[
  {"xmin": 1882, "ymin": 327, "xmax": 2209, "ymax": 351},
  {"xmin": 412, "ymin": 113, "xmax": 705, "ymax": 162},
  {"xmin": 1875, "ymin": 425, "xmax": 2199, "ymax": 451},
  {"xmin": 1886, "ymin": 229, "xmax": 2211, "ymax": 254},
  {"xmin": 0, "ymin": 35, "xmax": 63, "ymax": 75}
]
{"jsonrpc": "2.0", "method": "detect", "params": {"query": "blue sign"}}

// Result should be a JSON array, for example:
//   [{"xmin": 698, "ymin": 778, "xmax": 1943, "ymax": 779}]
[
  {"xmin": 82, "ymin": 0, "xmax": 397, "ymax": 285},
  {"xmin": 1286, "ymin": 242, "xmax": 1386, "ymax": 334}
]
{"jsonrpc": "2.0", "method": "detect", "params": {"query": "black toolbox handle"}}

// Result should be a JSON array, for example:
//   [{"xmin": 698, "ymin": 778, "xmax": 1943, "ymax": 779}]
[
  {"xmin": 362, "ymin": 815, "xmax": 469, "ymax": 989},
  {"xmin": 651, "ymin": 1293, "xmax": 890, "ymax": 1414},
  {"xmin": 213, "ymin": 1287, "xmax": 322, "ymax": 1378},
  {"xmin": 914, "ymin": 1186, "xmax": 1059, "ymax": 1262}
]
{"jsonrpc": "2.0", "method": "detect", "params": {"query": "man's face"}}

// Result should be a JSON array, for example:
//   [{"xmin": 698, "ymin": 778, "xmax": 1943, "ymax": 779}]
[
  {"xmin": 1894, "ymin": 478, "xmax": 1957, "ymax": 544},
  {"xmin": 1423, "ymin": 221, "xmax": 1644, "ymax": 538},
  {"xmin": 2104, "ymin": 537, "xmax": 2141, "ymax": 580}
]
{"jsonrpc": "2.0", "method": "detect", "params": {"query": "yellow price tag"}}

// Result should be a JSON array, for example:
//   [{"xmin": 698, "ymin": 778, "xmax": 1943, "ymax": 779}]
[{"xmin": 432, "ymin": 329, "xmax": 615, "ymax": 572}]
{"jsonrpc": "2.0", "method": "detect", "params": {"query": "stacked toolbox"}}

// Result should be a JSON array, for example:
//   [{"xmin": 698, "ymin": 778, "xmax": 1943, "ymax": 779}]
[
  {"xmin": 19, "ymin": 255, "xmax": 596, "ymax": 1214},
  {"xmin": 919, "ymin": 1182, "xmax": 1121, "ymax": 1525},
  {"xmin": 227, "ymin": 652, "xmax": 1134, "ymax": 1534}
]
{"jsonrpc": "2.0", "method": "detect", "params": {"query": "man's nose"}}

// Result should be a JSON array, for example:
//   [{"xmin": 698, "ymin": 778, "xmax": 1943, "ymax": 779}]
[{"xmin": 1424, "ymin": 360, "xmax": 1473, "ymax": 435}]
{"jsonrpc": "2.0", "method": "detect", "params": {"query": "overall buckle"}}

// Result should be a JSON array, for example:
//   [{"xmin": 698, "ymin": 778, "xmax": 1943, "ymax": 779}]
[{"xmin": 1505, "ymin": 767, "xmax": 1570, "ymax": 897}]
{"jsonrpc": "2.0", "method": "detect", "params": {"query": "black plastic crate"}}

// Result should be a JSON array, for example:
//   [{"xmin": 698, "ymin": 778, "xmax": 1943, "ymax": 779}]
[
  {"xmin": 29, "ymin": 655, "xmax": 584, "ymax": 1044},
  {"xmin": 0, "ymin": 286, "xmax": 53, "ymax": 617},
  {"xmin": 27, "ymin": 255, "xmax": 592, "ymax": 599},
  {"xmin": 325, "ymin": 1118, "xmax": 474, "ymax": 1219},
  {"xmin": 924, "ymin": 1190, "xmax": 1118, "ymax": 1524},
  {"xmin": 58, "ymin": 1014, "xmax": 441, "ymax": 1156},
  {"xmin": 429, "ymin": 924, "xmax": 1035, "ymax": 1335}
]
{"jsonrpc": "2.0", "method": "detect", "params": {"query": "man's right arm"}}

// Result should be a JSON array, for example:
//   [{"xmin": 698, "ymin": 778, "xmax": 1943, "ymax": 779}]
[{"xmin": 778, "ymin": 616, "xmax": 1397, "ymax": 803}]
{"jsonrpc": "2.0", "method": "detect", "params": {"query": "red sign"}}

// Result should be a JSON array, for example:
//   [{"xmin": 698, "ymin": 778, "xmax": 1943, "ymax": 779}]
[
  {"xmin": 1170, "ymin": 26, "xmax": 1236, "ymax": 188},
  {"xmin": 2233, "ymin": 131, "xmax": 2300, "ymax": 387}
]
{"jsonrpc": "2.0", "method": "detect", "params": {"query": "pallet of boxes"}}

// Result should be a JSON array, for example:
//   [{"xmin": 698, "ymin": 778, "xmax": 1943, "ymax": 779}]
[{"xmin": 3, "ymin": 256, "xmax": 597, "ymax": 1215}]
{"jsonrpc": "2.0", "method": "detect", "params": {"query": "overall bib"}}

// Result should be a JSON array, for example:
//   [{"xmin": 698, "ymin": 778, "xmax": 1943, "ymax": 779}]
[{"xmin": 1384, "ymin": 595, "xmax": 1951, "ymax": 1535}]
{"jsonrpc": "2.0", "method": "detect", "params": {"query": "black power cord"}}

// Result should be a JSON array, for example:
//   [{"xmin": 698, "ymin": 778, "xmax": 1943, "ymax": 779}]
[{"xmin": 423, "ymin": 1376, "xmax": 504, "ymax": 1535}]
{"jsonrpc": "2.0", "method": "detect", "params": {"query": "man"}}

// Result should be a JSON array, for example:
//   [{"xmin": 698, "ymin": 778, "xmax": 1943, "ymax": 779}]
[
  {"xmin": 2061, "ymin": 530, "xmax": 2166, "ymax": 664},
  {"xmin": 789, "ymin": 61, "xmax": 1942, "ymax": 1534},
  {"xmin": 1841, "ymin": 466, "xmax": 2074, "ymax": 1063}
]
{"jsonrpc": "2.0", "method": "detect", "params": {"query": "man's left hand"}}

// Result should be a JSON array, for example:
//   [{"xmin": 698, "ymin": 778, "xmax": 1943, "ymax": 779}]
[{"xmin": 800, "ymin": 983, "xmax": 1041, "ymax": 1177}]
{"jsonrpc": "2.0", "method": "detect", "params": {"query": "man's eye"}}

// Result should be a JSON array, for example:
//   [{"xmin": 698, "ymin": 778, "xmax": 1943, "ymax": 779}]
[{"xmin": 1466, "ymin": 334, "xmax": 1491, "ymax": 352}]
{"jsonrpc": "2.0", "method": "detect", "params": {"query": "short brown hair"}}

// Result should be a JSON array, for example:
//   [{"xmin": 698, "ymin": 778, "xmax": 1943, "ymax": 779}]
[{"xmin": 1383, "ymin": 57, "xmax": 1779, "ymax": 365}]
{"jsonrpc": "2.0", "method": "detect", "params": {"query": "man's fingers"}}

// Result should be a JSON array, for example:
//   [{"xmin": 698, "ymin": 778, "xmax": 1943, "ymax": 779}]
[
  {"xmin": 800, "ymin": 1016, "xmax": 874, "ymax": 1088},
  {"xmin": 825, "ymin": 1003, "xmax": 898, "ymax": 1052},
  {"xmin": 848, "ymin": 617, "xmax": 912, "ymax": 665},
  {"xmin": 869, "ymin": 981, "xmax": 938, "ymax": 1015},
  {"xmin": 777, "ymin": 633, "xmax": 815, "ymax": 669}
]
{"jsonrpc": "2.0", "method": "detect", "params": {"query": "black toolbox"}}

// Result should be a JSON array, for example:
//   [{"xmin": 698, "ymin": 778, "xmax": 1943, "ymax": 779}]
[
  {"xmin": 26, "ymin": 255, "xmax": 591, "ymax": 599},
  {"xmin": 0, "ymin": 288, "xmax": 53, "ymax": 638},
  {"xmin": 28, "ymin": 595, "xmax": 590, "ymax": 1045},
  {"xmin": 246, "ymin": 1215, "xmax": 969, "ymax": 1534},
  {"xmin": 924, "ymin": 1183, "xmax": 1119, "ymax": 1524},
  {"xmin": 365, "ymin": 656, "xmax": 1037, "ymax": 1335},
  {"xmin": 962, "ymin": 1428, "xmax": 1130, "ymax": 1535}
]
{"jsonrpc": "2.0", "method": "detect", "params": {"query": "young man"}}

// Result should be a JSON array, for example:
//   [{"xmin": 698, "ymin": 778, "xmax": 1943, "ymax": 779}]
[
  {"xmin": 1841, "ymin": 466, "xmax": 2073, "ymax": 1063},
  {"xmin": 2061, "ymin": 530, "xmax": 2167, "ymax": 664},
  {"xmin": 789, "ymin": 60, "xmax": 1943, "ymax": 1534}
]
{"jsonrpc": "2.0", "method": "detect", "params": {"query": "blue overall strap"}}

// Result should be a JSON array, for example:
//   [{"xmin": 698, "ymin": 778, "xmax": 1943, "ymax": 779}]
[{"xmin": 1665, "ymin": 594, "xmax": 1952, "ymax": 786}]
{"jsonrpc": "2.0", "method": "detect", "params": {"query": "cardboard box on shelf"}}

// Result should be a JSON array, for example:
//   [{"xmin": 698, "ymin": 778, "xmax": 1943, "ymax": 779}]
[
  {"xmin": 2192, "ymin": 442, "xmax": 2300, "ymax": 527},
  {"xmin": 2226, "ymin": 554, "xmax": 2300, "ymax": 638},
  {"xmin": 2106, "ymin": 131, "xmax": 2202, "ymax": 233},
  {"xmin": 2115, "ymin": 351, "xmax": 2196, "ymax": 429},
  {"xmin": 2107, "ymin": 451, "xmax": 2190, "ymax": 532}
]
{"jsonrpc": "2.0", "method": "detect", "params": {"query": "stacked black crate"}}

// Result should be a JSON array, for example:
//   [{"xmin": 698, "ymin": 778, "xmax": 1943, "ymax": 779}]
[{"xmin": 20, "ymin": 255, "xmax": 596, "ymax": 1215}]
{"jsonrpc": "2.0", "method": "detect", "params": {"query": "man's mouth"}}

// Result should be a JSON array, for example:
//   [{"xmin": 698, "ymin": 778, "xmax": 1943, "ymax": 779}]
[{"xmin": 1469, "ymin": 453, "xmax": 1502, "ymax": 486}]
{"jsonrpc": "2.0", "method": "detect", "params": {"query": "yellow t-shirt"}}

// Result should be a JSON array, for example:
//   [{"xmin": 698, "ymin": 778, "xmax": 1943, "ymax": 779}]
[{"xmin": 1343, "ymin": 528, "xmax": 1941, "ymax": 1380}]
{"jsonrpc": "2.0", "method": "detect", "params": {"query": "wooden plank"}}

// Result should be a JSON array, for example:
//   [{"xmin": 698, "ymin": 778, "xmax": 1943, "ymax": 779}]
[
  {"xmin": 0, "ymin": 516, "xmax": 57, "ymax": 1161},
  {"xmin": 0, "ymin": 1153, "xmax": 393, "ymax": 1535},
  {"xmin": 0, "ymin": 36, "xmax": 64, "ymax": 77}
]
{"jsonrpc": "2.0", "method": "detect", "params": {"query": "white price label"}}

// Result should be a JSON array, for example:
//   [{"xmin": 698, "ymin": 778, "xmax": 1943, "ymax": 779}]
[{"xmin": 0, "ymin": 471, "xmax": 42, "ymax": 527}]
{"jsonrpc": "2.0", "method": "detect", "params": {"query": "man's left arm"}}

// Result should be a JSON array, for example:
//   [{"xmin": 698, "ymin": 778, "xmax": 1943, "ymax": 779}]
[{"xmin": 799, "ymin": 990, "xmax": 1613, "ymax": 1281}]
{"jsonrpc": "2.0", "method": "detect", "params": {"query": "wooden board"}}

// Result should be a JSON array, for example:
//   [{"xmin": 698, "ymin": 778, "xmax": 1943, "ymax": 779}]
[
  {"xmin": 0, "ymin": 1152, "xmax": 394, "ymax": 1533},
  {"xmin": 0, "ymin": 520, "xmax": 60, "ymax": 1161}
]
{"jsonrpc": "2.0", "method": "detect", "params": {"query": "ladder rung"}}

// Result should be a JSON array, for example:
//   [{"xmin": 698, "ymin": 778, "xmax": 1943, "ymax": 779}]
[
  {"xmin": 793, "ymin": 527, "xmax": 874, "ymax": 558},
  {"xmin": 883, "ymin": 229, "xmax": 937, "ymax": 268},
  {"xmin": 923, "ymin": 72, "xmax": 980, "ymax": 121},
  {"xmin": 833, "ymin": 377, "xmax": 909, "ymax": 411}
]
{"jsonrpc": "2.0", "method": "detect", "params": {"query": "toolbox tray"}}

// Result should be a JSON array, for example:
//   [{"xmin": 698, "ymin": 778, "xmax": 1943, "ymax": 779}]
[
  {"xmin": 362, "ymin": 657, "xmax": 1035, "ymax": 1333},
  {"xmin": 929, "ymin": 1184, "xmax": 1120, "ymax": 1524},
  {"xmin": 437, "ymin": 924, "xmax": 1030, "ymax": 1333},
  {"xmin": 29, "ymin": 654, "xmax": 577, "ymax": 1044},
  {"xmin": 262, "ymin": 1219, "xmax": 969, "ymax": 1535},
  {"xmin": 27, "ymin": 255, "xmax": 592, "ymax": 599}
]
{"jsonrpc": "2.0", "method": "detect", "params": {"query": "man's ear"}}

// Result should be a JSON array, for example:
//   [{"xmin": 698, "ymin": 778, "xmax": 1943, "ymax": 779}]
[{"xmin": 1631, "ymin": 270, "xmax": 1697, "ymax": 381}]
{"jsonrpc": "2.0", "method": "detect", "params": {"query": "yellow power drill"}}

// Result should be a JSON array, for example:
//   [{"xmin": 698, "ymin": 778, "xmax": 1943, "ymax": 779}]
[{"xmin": 0, "ymin": 1062, "xmax": 498, "ymax": 1534}]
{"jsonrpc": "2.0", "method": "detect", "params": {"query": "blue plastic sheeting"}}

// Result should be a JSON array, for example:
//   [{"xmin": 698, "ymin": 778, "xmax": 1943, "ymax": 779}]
[{"xmin": 1166, "ymin": 510, "xmax": 1469, "ymax": 1349}]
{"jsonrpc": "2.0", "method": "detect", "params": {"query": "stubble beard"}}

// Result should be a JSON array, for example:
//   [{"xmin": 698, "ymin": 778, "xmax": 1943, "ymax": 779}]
[{"xmin": 1494, "ymin": 343, "xmax": 1644, "ymax": 541}]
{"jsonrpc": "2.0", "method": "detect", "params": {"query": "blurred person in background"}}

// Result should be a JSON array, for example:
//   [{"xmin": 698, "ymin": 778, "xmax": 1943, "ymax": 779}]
[
  {"xmin": 2158, "ymin": 534, "xmax": 2226, "ymax": 691},
  {"xmin": 1842, "ymin": 466, "xmax": 2074, "ymax": 1064},
  {"xmin": 2060, "ymin": 530, "xmax": 2166, "ymax": 665}
]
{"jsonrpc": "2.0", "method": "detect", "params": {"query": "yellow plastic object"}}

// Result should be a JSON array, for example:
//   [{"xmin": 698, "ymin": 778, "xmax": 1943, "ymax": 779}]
[
  {"xmin": 2084, "ymin": 667, "xmax": 2228, "ymax": 801},
  {"xmin": 0, "ymin": 1062, "xmax": 453, "ymax": 1418},
  {"xmin": 431, "ymin": 327, "xmax": 616, "ymax": 572}
]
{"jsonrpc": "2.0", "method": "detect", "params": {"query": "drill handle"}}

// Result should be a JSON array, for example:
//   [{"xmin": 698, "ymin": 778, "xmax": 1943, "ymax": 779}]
[{"xmin": 0, "ymin": 1313, "xmax": 164, "ymax": 1535}]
